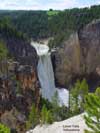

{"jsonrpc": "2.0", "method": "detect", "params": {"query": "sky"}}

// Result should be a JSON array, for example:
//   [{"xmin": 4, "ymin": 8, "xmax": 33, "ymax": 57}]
[{"xmin": 0, "ymin": 0, "xmax": 100, "ymax": 10}]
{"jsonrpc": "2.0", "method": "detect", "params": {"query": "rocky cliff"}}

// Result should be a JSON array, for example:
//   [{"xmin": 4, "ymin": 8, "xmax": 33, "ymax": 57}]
[
  {"xmin": 79, "ymin": 20, "xmax": 100, "ymax": 74},
  {"xmin": 52, "ymin": 20, "xmax": 100, "ymax": 89},
  {"xmin": 0, "ymin": 26, "xmax": 38, "ymax": 68},
  {"xmin": 0, "ymin": 25, "xmax": 40, "ymax": 132}
]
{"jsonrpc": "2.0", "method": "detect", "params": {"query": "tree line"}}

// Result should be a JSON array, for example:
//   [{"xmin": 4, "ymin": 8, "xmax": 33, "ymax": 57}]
[{"xmin": 0, "ymin": 5, "xmax": 100, "ymax": 44}]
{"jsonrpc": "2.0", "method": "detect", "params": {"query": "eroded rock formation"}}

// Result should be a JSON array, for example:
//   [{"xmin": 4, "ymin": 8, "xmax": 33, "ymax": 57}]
[
  {"xmin": 52, "ymin": 20, "xmax": 100, "ymax": 89},
  {"xmin": 52, "ymin": 33, "xmax": 81, "ymax": 87},
  {"xmin": 0, "ymin": 29, "xmax": 40, "ymax": 132}
]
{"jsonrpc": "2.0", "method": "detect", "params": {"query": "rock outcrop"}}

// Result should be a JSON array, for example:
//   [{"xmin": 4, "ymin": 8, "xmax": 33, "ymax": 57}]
[
  {"xmin": 0, "ymin": 61, "xmax": 40, "ymax": 115},
  {"xmin": 27, "ymin": 113, "xmax": 88, "ymax": 133},
  {"xmin": 52, "ymin": 20, "xmax": 100, "ymax": 89},
  {"xmin": 0, "ymin": 59, "xmax": 40, "ymax": 133}
]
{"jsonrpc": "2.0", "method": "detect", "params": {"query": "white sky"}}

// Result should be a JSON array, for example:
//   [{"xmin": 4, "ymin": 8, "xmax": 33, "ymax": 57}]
[{"xmin": 0, "ymin": 0, "xmax": 100, "ymax": 10}]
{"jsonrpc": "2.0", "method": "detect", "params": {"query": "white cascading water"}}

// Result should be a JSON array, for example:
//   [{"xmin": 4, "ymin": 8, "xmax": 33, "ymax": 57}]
[
  {"xmin": 38, "ymin": 54, "xmax": 57, "ymax": 101},
  {"xmin": 31, "ymin": 41, "xmax": 69, "ymax": 106}
]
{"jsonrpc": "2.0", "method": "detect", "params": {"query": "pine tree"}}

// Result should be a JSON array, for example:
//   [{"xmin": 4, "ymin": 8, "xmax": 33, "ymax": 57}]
[
  {"xmin": 0, "ymin": 41, "xmax": 8, "ymax": 59},
  {"xmin": 70, "ymin": 79, "xmax": 88, "ymax": 114},
  {"xmin": 80, "ymin": 79, "xmax": 88, "ymax": 99},
  {"xmin": 84, "ymin": 89, "xmax": 100, "ymax": 133},
  {"xmin": 40, "ymin": 104, "xmax": 47, "ymax": 125},
  {"xmin": 80, "ymin": 79, "xmax": 89, "ymax": 111},
  {"xmin": 51, "ymin": 91, "xmax": 60, "ymax": 121},
  {"xmin": 40, "ymin": 104, "xmax": 53, "ymax": 125},
  {"xmin": 0, "ymin": 41, "xmax": 8, "ymax": 74},
  {"xmin": 26, "ymin": 103, "xmax": 39, "ymax": 130},
  {"xmin": 70, "ymin": 80, "xmax": 81, "ymax": 114},
  {"xmin": 95, "ymin": 87, "xmax": 100, "ymax": 98},
  {"xmin": 46, "ymin": 110, "xmax": 53, "ymax": 124}
]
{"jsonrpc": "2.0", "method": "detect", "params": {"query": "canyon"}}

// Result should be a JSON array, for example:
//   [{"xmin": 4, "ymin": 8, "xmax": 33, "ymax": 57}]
[{"xmin": 0, "ymin": 16, "xmax": 100, "ymax": 132}]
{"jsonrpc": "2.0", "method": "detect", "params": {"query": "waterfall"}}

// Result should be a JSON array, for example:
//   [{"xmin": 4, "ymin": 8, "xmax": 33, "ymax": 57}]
[
  {"xmin": 31, "ymin": 41, "xmax": 69, "ymax": 106},
  {"xmin": 31, "ymin": 42, "xmax": 57, "ymax": 101},
  {"xmin": 38, "ymin": 53, "xmax": 57, "ymax": 101}
]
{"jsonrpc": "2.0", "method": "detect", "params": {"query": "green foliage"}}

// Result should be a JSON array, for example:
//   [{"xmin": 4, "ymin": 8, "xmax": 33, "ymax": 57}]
[
  {"xmin": 51, "ymin": 91, "xmax": 60, "ymax": 121},
  {"xmin": 2, "ymin": 11, "xmax": 49, "ymax": 39},
  {"xmin": 40, "ymin": 105, "xmax": 53, "ymax": 125},
  {"xmin": 0, "ymin": 17, "xmax": 27, "ymax": 40},
  {"xmin": 25, "ymin": 80, "xmax": 89, "ymax": 129},
  {"xmin": 40, "ymin": 91, "xmax": 71, "ymax": 123},
  {"xmin": 47, "ymin": 10, "xmax": 59, "ymax": 16},
  {"xmin": 70, "ymin": 79, "xmax": 89, "ymax": 114},
  {"xmin": 80, "ymin": 78, "xmax": 89, "ymax": 107},
  {"xmin": 84, "ymin": 91, "xmax": 100, "ymax": 133},
  {"xmin": 26, "ymin": 104, "xmax": 39, "ymax": 130},
  {"xmin": 70, "ymin": 80, "xmax": 81, "ymax": 114},
  {"xmin": 0, "ymin": 41, "xmax": 8, "ymax": 59},
  {"xmin": 0, "ymin": 123, "xmax": 10, "ymax": 133},
  {"xmin": 48, "ymin": 5, "xmax": 100, "ymax": 48},
  {"xmin": 51, "ymin": 91, "xmax": 70, "ymax": 121},
  {"xmin": 80, "ymin": 79, "xmax": 88, "ymax": 97},
  {"xmin": 0, "ymin": 41, "xmax": 8, "ymax": 74},
  {"xmin": 0, "ymin": 5, "xmax": 100, "ymax": 45},
  {"xmin": 40, "ymin": 97, "xmax": 53, "ymax": 110},
  {"xmin": 48, "ymin": 30, "xmax": 73, "ymax": 49},
  {"xmin": 40, "ymin": 105, "xmax": 47, "ymax": 125},
  {"xmin": 56, "ymin": 106, "xmax": 72, "ymax": 121},
  {"xmin": 95, "ymin": 87, "xmax": 100, "ymax": 98}
]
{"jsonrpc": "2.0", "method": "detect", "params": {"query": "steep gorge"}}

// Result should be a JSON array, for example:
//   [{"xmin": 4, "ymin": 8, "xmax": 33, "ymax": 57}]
[{"xmin": 0, "ymin": 16, "xmax": 100, "ymax": 132}]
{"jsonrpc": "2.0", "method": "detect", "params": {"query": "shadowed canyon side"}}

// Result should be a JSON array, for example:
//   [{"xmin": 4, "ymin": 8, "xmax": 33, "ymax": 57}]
[
  {"xmin": 0, "ymin": 26, "xmax": 40, "ymax": 132},
  {"xmin": 52, "ymin": 20, "xmax": 100, "ymax": 89},
  {"xmin": 79, "ymin": 20, "xmax": 100, "ymax": 75}
]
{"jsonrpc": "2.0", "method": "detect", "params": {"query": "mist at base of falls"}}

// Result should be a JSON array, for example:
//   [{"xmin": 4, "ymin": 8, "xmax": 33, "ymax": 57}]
[
  {"xmin": 31, "ymin": 41, "xmax": 69, "ymax": 106},
  {"xmin": 57, "ymin": 88, "xmax": 69, "ymax": 107}
]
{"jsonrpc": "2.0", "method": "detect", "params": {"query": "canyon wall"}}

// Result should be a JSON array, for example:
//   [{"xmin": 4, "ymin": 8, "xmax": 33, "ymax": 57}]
[{"xmin": 52, "ymin": 20, "xmax": 100, "ymax": 89}]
